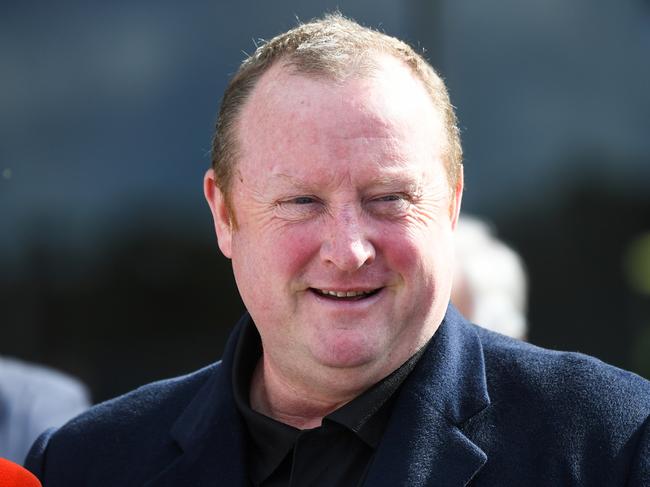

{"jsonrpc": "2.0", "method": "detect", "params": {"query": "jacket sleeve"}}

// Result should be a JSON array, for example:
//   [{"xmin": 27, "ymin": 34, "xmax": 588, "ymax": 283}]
[
  {"xmin": 23, "ymin": 427, "xmax": 56, "ymax": 482},
  {"xmin": 626, "ymin": 415, "xmax": 650, "ymax": 487}
]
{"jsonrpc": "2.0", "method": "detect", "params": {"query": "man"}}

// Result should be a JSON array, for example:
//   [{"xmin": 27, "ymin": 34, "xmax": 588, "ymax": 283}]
[
  {"xmin": 0, "ymin": 356, "xmax": 89, "ymax": 464},
  {"xmin": 26, "ymin": 14, "xmax": 649, "ymax": 486}
]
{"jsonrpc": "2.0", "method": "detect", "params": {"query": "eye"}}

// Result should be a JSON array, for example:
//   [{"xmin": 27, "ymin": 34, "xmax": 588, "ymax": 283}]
[
  {"xmin": 375, "ymin": 194, "xmax": 403, "ymax": 202},
  {"xmin": 291, "ymin": 196, "xmax": 317, "ymax": 205},
  {"xmin": 367, "ymin": 193, "xmax": 411, "ymax": 217},
  {"xmin": 275, "ymin": 195, "xmax": 323, "ymax": 220}
]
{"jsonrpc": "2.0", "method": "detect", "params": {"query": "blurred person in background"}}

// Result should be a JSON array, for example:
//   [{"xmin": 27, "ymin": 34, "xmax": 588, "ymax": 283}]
[
  {"xmin": 452, "ymin": 216, "xmax": 528, "ymax": 340},
  {"xmin": 23, "ymin": 13, "xmax": 650, "ymax": 487},
  {"xmin": 0, "ymin": 356, "xmax": 90, "ymax": 464}
]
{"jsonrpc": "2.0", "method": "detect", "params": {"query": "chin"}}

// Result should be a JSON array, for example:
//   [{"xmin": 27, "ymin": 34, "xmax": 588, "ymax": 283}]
[{"xmin": 310, "ymin": 332, "xmax": 380, "ymax": 370}]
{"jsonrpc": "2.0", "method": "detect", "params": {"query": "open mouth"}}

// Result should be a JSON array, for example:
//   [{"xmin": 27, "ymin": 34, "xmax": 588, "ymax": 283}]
[{"xmin": 310, "ymin": 288, "xmax": 382, "ymax": 301}]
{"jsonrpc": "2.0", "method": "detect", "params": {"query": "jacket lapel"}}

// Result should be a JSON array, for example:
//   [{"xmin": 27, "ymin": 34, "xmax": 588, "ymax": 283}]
[
  {"xmin": 141, "ymin": 308, "xmax": 489, "ymax": 486},
  {"xmin": 143, "ymin": 317, "xmax": 250, "ymax": 487},
  {"xmin": 363, "ymin": 306, "xmax": 490, "ymax": 487}
]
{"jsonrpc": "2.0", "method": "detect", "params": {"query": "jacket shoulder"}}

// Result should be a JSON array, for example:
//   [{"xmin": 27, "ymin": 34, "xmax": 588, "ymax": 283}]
[
  {"xmin": 25, "ymin": 361, "xmax": 222, "ymax": 485},
  {"xmin": 476, "ymin": 327, "xmax": 650, "ymax": 416},
  {"xmin": 469, "ymin": 326, "xmax": 650, "ymax": 484},
  {"xmin": 67, "ymin": 361, "xmax": 218, "ymax": 434}
]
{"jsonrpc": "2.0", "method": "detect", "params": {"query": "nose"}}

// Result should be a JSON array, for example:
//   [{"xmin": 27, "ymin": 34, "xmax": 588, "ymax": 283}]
[{"xmin": 319, "ymin": 207, "xmax": 375, "ymax": 271}]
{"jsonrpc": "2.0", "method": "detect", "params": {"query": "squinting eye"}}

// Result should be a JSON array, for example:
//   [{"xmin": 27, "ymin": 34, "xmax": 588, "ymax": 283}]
[
  {"xmin": 275, "ymin": 196, "xmax": 323, "ymax": 221},
  {"xmin": 376, "ymin": 194, "xmax": 402, "ymax": 202},
  {"xmin": 367, "ymin": 193, "xmax": 411, "ymax": 217},
  {"xmin": 292, "ymin": 196, "xmax": 316, "ymax": 205}
]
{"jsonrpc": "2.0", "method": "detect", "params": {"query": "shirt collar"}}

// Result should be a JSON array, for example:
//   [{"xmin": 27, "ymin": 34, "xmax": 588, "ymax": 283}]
[
  {"xmin": 232, "ymin": 316, "xmax": 428, "ymax": 479},
  {"xmin": 232, "ymin": 319, "xmax": 298, "ymax": 481},
  {"xmin": 325, "ymin": 342, "xmax": 426, "ymax": 447}
]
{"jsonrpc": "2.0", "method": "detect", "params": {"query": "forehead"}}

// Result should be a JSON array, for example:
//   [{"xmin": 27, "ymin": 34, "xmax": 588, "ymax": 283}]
[
  {"xmin": 235, "ymin": 55, "xmax": 446, "ymax": 183},
  {"xmin": 242, "ymin": 56, "xmax": 440, "ymax": 132}
]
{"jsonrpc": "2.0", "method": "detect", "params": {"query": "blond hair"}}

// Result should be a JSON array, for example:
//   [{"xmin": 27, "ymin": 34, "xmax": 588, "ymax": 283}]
[{"xmin": 211, "ymin": 13, "xmax": 462, "ymax": 213}]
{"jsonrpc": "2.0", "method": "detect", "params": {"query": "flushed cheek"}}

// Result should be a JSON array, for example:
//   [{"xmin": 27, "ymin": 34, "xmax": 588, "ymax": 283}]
[
  {"xmin": 383, "ymin": 231, "xmax": 450, "ymax": 302},
  {"xmin": 272, "ymin": 228, "xmax": 321, "ymax": 279},
  {"xmin": 237, "ymin": 225, "xmax": 321, "ymax": 295},
  {"xmin": 381, "ymin": 234, "xmax": 423, "ymax": 280}
]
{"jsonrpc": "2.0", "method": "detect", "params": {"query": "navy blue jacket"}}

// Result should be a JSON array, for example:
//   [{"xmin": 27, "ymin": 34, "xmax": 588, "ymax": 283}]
[{"xmin": 26, "ymin": 306, "xmax": 650, "ymax": 486}]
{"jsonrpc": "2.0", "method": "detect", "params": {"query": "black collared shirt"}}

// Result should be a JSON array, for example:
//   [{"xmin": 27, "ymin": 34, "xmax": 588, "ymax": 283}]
[{"xmin": 232, "ymin": 319, "xmax": 426, "ymax": 487}]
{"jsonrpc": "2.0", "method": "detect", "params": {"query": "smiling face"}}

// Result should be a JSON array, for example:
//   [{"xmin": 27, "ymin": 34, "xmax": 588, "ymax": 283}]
[{"xmin": 205, "ymin": 55, "xmax": 462, "ymax": 394}]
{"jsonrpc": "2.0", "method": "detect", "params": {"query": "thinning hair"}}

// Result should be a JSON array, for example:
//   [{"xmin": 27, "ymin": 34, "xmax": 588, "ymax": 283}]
[{"xmin": 211, "ymin": 13, "xmax": 462, "ymax": 218}]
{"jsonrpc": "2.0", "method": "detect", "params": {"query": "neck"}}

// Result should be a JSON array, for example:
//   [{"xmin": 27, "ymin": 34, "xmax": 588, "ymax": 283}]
[{"xmin": 249, "ymin": 356, "xmax": 362, "ymax": 429}]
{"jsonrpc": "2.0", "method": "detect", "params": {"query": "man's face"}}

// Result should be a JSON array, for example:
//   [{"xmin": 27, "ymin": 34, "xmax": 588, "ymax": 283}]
[{"xmin": 206, "ymin": 55, "xmax": 462, "ymax": 390}]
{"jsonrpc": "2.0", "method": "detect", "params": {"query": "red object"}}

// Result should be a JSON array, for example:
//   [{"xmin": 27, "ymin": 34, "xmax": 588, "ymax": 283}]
[{"xmin": 0, "ymin": 458, "xmax": 41, "ymax": 487}]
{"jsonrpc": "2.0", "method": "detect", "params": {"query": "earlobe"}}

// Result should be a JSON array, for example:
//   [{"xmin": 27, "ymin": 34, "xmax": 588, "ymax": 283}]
[{"xmin": 203, "ymin": 169, "xmax": 233, "ymax": 258}]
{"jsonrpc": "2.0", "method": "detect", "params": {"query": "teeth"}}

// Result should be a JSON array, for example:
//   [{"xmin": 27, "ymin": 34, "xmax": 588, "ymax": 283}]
[{"xmin": 318, "ymin": 289, "xmax": 372, "ymax": 297}]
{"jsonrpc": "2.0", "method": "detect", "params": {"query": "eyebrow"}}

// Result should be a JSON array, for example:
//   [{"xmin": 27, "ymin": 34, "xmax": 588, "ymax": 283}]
[
  {"xmin": 365, "ymin": 173, "xmax": 420, "ymax": 189},
  {"xmin": 270, "ymin": 170, "xmax": 421, "ymax": 193}
]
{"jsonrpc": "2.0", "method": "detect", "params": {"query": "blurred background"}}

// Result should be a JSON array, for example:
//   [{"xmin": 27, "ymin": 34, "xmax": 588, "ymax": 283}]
[{"xmin": 2, "ymin": 0, "xmax": 649, "ymax": 403}]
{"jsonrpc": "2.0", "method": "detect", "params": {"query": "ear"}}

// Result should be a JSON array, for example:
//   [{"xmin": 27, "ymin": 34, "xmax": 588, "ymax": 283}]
[
  {"xmin": 204, "ymin": 169, "xmax": 233, "ymax": 258},
  {"xmin": 449, "ymin": 165, "xmax": 464, "ymax": 230}
]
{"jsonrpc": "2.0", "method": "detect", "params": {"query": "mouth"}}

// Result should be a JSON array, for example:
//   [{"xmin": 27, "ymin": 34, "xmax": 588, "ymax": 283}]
[{"xmin": 310, "ymin": 287, "xmax": 382, "ymax": 301}]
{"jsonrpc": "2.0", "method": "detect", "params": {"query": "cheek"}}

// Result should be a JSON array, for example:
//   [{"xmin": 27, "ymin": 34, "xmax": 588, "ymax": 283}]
[
  {"xmin": 382, "ymin": 234, "xmax": 421, "ymax": 278},
  {"xmin": 382, "ymin": 223, "xmax": 455, "ymax": 290},
  {"xmin": 233, "ymin": 224, "xmax": 321, "ymax": 286},
  {"xmin": 379, "ymin": 220, "xmax": 434, "ymax": 273},
  {"xmin": 272, "ymin": 231, "xmax": 319, "ymax": 280}
]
